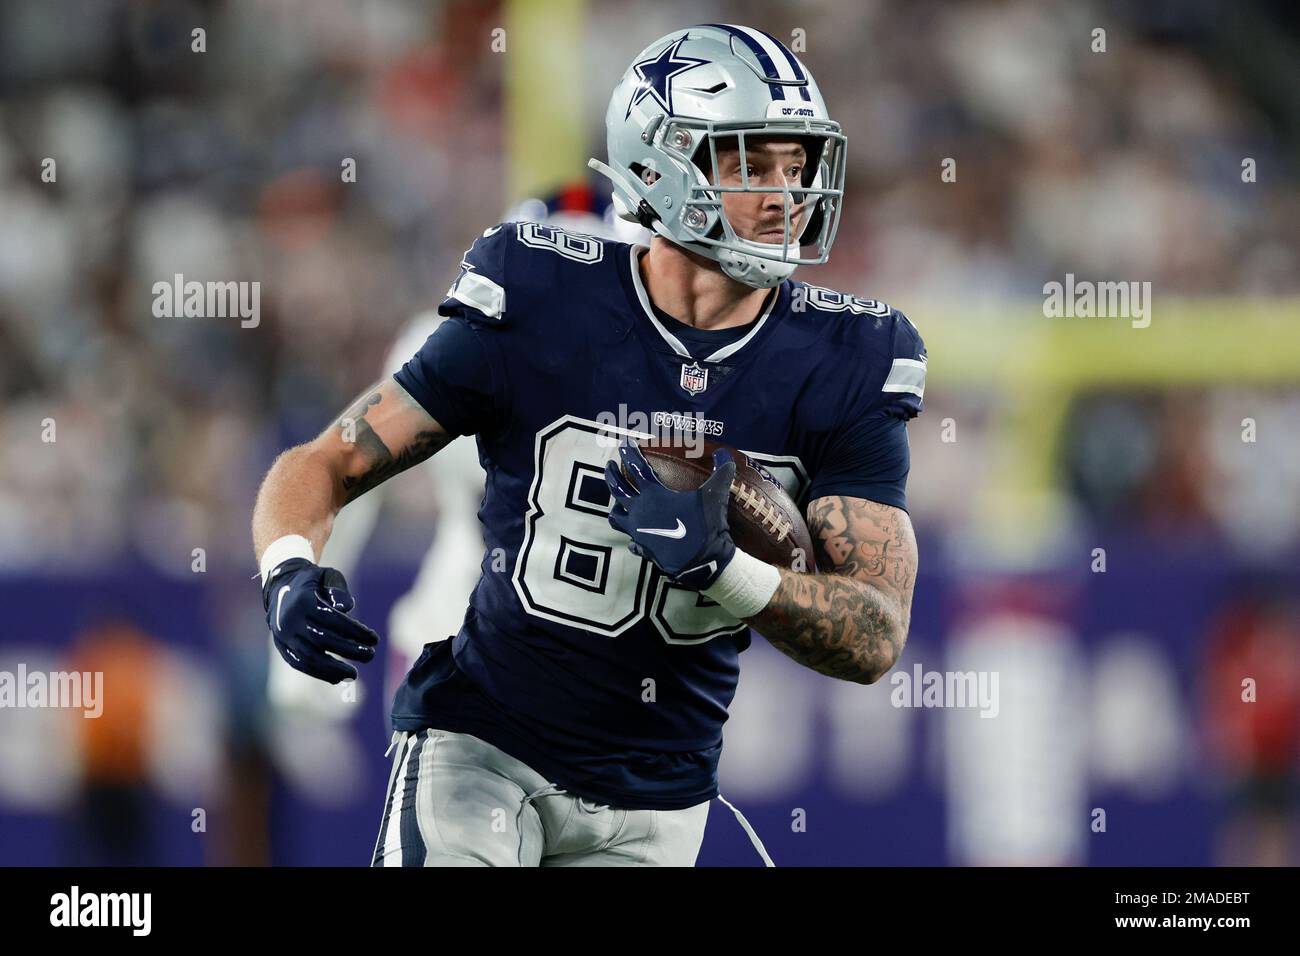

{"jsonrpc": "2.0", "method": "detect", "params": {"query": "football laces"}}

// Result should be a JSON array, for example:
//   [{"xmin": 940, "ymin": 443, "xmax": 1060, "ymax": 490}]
[{"xmin": 730, "ymin": 480, "xmax": 792, "ymax": 542}]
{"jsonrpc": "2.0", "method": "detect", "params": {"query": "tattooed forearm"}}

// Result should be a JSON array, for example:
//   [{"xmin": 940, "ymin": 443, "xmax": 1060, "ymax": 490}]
[
  {"xmin": 748, "ymin": 568, "xmax": 903, "ymax": 683},
  {"xmin": 335, "ymin": 387, "xmax": 453, "ymax": 505},
  {"xmin": 746, "ymin": 496, "xmax": 918, "ymax": 684},
  {"xmin": 252, "ymin": 378, "xmax": 454, "ymax": 563}
]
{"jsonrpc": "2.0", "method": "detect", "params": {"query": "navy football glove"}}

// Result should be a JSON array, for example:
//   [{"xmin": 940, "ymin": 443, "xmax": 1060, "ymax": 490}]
[
  {"xmin": 262, "ymin": 558, "xmax": 379, "ymax": 684},
  {"xmin": 604, "ymin": 441, "xmax": 737, "ymax": 589}
]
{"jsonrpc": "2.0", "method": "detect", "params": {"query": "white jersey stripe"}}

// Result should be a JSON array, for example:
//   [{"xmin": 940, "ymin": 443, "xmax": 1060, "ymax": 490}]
[
  {"xmin": 448, "ymin": 268, "xmax": 506, "ymax": 320},
  {"xmin": 882, "ymin": 357, "xmax": 927, "ymax": 397}
]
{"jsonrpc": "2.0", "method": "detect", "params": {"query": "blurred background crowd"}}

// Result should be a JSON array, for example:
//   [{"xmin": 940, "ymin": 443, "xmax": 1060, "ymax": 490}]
[{"xmin": 1, "ymin": 0, "xmax": 1297, "ymax": 866}]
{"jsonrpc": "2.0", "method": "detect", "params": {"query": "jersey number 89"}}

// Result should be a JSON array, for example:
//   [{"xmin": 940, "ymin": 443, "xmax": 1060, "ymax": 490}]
[{"xmin": 511, "ymin": 416, "xmax": 804, "ymax": 646}]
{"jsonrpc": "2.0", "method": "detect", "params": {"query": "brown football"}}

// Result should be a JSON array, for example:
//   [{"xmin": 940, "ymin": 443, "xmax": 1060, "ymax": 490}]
[{"xmin": 621, "ymin": 438, "xmax": 816, "ymax": 573}]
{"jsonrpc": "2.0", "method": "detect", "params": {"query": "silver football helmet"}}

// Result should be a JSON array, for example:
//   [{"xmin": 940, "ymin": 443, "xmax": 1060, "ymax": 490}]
[{"xmin": 590, "ymin": 24, "xmax": 846, "ymax": 288}]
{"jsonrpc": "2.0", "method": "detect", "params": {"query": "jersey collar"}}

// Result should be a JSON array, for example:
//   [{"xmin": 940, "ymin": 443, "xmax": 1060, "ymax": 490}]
[{"xmin": 624, "ymin": 244, "xmax": 784, "ymax": 364}]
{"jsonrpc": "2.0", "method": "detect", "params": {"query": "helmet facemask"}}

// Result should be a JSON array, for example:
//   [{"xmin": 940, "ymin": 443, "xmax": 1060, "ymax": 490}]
[
  {"xmin": 630, "ymin": 120, "xmax": 846, "ymax": 287},
  {"xmin": 695, "ymin": 126, "xmax": 842, "ymax": 251}
]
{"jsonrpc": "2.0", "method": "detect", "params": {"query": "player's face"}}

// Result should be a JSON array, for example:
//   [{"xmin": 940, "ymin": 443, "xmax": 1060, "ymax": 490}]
[{"xmin": 711, "ymin": 137, "xmax": 808, "ymax": 246}]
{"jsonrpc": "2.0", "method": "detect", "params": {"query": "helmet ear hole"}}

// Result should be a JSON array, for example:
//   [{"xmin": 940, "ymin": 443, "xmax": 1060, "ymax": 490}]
[
  {"xmin": 623, "ymin": 163, "xmax": 663, "ymax": 230},
  {"xmin": 630, "ymin": 162, "xmax": 660, "ymax": 186}
]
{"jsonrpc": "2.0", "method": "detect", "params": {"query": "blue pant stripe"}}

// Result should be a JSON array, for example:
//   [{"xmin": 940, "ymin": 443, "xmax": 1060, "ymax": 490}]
[
  {"xmin": 399, "ymin": 731, "xmax": 428, "ymax": 867},
  {"xmin": 372, "ymin": 735, "xmax": 410, "ymax": 866}
]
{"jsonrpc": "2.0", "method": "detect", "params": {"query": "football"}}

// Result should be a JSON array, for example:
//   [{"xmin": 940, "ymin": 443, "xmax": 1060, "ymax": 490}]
[{"xmin": 621, "ymin": 438, "xmax": 816, "ymax": 573}]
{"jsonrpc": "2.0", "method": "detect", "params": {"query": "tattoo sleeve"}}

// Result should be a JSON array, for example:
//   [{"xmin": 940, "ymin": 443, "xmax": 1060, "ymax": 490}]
[
  {"xmin": 335, "ymin": 383, "xmax": 454, "ymax": 505},
  {"xmin": 745, "ymin": 496, "xmax": 918, "ymax": 684}
]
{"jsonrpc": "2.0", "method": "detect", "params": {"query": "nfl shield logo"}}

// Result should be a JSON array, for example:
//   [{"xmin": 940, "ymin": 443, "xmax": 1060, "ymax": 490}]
[{"xmin": 680, "ymin": 361, "xmax": 708, "ymax": 396}]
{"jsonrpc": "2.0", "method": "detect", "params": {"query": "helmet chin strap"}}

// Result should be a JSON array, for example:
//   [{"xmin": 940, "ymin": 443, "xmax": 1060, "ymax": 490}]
[
  {"xmin": 718, "ymin": 245, "xmax": 798, "ymax": 289},
  {"xmin": 690, "ymin": 187, "xmax": 812, "ymax": 289},
  {"xmin": 716, "ymin": 215, "xmax": 805, "ymax": 287}
]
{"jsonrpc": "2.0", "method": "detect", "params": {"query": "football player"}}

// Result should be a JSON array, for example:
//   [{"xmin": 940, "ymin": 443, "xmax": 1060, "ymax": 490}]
[{"xmin": 251, "ymin": 23, "xmax": 926, "ymax": 867}]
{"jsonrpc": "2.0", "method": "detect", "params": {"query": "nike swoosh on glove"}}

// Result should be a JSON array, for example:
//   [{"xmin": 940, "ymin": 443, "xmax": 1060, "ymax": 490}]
[
  {"xmin": 262, "ymin": 558, "xmax": 380, "ymax": 683},
  {"xmin": 604, "ymin": 441, "xmax": 737, "ymax": 590}
]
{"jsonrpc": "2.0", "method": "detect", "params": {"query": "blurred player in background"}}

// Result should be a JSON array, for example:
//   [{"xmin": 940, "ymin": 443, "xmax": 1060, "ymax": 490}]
[{"xmin": 252, "ymin": 24, "xmax": 925, "ymax": 867}]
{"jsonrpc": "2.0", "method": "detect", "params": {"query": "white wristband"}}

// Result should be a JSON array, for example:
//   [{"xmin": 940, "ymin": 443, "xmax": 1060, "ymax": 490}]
[
  {"xmin": 259, "ymin": 534, "xmax": 317, "ymax": 586},
  {"xmin": 703, "ymin": 548, "xmax": 782, "ymax": 620}
]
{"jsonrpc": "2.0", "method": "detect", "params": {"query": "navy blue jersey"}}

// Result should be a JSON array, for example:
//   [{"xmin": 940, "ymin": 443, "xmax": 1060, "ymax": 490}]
[{"xmin": 390, "ymin": 221, "xmax": 926, "ymax": 809}]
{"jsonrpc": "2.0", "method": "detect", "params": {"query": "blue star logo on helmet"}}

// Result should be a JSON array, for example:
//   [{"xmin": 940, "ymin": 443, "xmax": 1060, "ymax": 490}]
[{"xmin": 625, "ymin": 36, "xmax": 708, "ymax": 120}]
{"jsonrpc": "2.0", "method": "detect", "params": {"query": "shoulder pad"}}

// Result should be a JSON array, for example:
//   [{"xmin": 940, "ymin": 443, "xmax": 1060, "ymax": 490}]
[
  {"xmin": 794, "ymin": 281, "xmax": 927, "ymax": 417},
  {"xmin": 439, "ymin": 221, "xmax": 615, "ymax": 326},
  {"xmin": 879, "ymin": 306, "xmax": 926, "ymax": 416},
  {"xmin": 856, "ymin": 303, "xmax": 926, "ymax": 420},
  {"xmin": 438, "ymin": 223, "xmax": 513, "ymax": 324}
]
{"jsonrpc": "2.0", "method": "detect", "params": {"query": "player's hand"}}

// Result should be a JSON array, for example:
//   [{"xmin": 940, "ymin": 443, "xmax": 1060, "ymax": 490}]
[
  {"xmin": 262, "ymin": 558, "xmax": 380, "ymax": 683},
  {"xmin": 604, "ymin": 441, "xmax": 737, "ymax": 590}
]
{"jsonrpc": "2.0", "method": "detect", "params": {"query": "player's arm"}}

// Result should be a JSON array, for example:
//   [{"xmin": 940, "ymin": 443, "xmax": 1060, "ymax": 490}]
[
  {"xmin": 743, "ymin": 496, "xmax": 916, "ymax": 684},
  {"xmin": 746, "ymin": 311, "xmax": 924, "ymax": 683},
  {"xmin": 252, "ymin": 377, "xmax": 453, "ymax": 564},
  {"xmin": 605, "ymin": 445, "xmax": 917, "ymax": 684}
]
